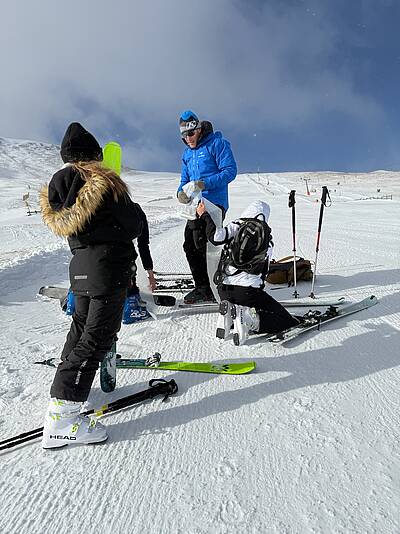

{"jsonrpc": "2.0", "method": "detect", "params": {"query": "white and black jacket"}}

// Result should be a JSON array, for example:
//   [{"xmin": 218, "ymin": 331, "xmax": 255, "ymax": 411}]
[{"xmin": 201, "ymin": 200, "xmax": 273, "ymax": 288}]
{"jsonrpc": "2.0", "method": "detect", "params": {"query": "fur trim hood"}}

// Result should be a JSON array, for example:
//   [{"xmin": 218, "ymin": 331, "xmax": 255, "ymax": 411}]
[{"xmin": 40, "ymin": 164, "xmax": 129, "ymax": 238}]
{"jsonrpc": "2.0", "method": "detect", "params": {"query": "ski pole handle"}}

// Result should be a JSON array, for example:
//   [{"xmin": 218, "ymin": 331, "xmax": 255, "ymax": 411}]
[
  {"xmin": 288, "ymin": 190, "xmax": 296, "ymax": 209},
  {"xmin": 315, "ymin": 186, "xmax": 329, "ymax": 252},
  {"xmin": 288, "ymin": 190, "xmax": 296, "ymax": 248}
]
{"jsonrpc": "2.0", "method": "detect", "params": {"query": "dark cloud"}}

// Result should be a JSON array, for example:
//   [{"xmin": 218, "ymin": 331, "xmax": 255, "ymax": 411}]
[{"xmin": 0, "ymin": 0, "xmax": 395, "ymax": 171}]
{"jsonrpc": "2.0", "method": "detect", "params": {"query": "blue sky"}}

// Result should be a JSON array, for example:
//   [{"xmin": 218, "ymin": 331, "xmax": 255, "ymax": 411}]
[{"xmin": 1, "ymin": 0, "xmax": 399, "ymax": 173}]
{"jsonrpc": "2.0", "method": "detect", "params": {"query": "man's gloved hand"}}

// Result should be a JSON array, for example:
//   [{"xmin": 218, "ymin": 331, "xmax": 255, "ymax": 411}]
[
  {"xmin": 193, "ymin": 180, "xmax": 205, "ymax": 192},
  {"xmin": 177, "ymin": 191, "xmax": 191, "ymax": 204}
]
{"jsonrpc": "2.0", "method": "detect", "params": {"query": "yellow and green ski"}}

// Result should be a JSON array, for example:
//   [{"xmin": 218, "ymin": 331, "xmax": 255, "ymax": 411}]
[
  {"xmin": 35, "ymin": 357, "xmax": 256, "ymax": 375},
  {"xmin": 103, "ymin": 141, "xmax": 122, "ymax": 175},
  {"xmin": 116, "ymin": 359, "xmax": 256, "ymax": 374}
]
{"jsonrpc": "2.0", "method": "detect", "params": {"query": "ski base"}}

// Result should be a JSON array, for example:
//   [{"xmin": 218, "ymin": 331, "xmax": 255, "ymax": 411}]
[
  {"xmin": 100, "ymin": 341, "xmax": 117, "ymax": 393},
  {"xmin": 154, "ymin": 279, "xmax": 194, "ymax": 292},
  {"xmin": 38, "ymin": 286, "xmax": 68, "ymax": 300}
]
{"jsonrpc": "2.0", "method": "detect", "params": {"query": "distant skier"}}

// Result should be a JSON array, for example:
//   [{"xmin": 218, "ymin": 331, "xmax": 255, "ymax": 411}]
[
  {"xmin": 197, "ymin": 200, "xmax": 299, "ymax": 345},
  {"xmin": 177, "ymin": 110, "xmax": 237, "ymax": 304},
  {"xmin": 39, "ymin": 122, "xmax": 143, "ymax": 448}
]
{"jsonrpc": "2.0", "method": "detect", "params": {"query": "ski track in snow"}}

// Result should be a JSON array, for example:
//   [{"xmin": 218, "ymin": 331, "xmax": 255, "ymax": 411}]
[{"xmin": 0, "ymin": 139, "xmax": 399, "ymax": 534}]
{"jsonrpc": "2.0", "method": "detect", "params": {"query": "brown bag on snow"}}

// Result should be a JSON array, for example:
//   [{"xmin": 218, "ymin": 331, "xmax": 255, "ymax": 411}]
[{"xmin": 266, "ymin": 256, "xmax": 313, "ymax": 286}]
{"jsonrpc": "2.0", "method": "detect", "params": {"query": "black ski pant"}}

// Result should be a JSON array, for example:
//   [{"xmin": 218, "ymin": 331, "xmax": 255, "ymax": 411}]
[
  {"xmin": 50, "ymin": 288, "xmax": 126, "ymax": 402},
  {"xmin": 183, "ymin": 218, "xmax": 209, "ymax": 288},
  {"xmin": 183, "ymin": 207, "xmax": 225, "ymax": 289},
  {"xmin": 218, "ymin": 284, "xmax": 298, "ymax": 334}
]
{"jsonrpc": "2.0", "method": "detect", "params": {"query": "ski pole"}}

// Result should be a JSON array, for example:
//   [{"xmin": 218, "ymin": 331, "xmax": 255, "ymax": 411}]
[
  {"xmin": 0, "ymin": 379, "xmax": 178, "ymax": 451},
  {"xmin": 310, "ymin": 186, "xmax": 331, "ymax": 298},
  {"xmin": 288, "ymin": 190, "xmax": 298, "ymax": 298}
]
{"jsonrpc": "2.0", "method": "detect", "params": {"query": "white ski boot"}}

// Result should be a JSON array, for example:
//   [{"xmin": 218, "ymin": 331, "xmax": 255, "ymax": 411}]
[
  {"xmin": 216, "ymin": 300, "xmax": 234, "ymax": 340},
  {"xmin": 231, "ymin": 305, "xmax": 260, "ymax": 346},
  {"xmin": 42, "ymin": 398, "xmax": 108, "ymax": 449}
]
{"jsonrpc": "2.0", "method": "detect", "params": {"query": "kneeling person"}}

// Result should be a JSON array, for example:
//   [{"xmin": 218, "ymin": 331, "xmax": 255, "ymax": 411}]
[{"xmin": 196, "ymin": 200, "xmax": 299, "ymax": 345}]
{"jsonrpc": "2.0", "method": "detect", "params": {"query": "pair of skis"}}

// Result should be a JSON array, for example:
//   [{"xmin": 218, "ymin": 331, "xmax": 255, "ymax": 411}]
[
  {"xmin": 35, "ymin": 294, "xmax": 377, "ymax": 377},
  {"xmin": 176, "ymin": 295, "xmax": 377, "ymax": 344},
  {"xmin": 154, "ymin": 272, "xmax": 349, "ymax": 309},
  {"xmin": 0, "ymin": 379, "xmax": 178, "ymax": 451},
  {"xmin": 38, "ymin": 283, "xmax": 348, "ymax": 310},
  {"xmin": 265, "ymin": 294, "xmax": 377, "ymax": 343}
]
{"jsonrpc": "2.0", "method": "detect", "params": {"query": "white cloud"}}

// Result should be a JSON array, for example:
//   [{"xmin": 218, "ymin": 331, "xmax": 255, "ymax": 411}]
[{"xmin": 0, "ymin": 0, "xmax": 384, "ymax": 169}]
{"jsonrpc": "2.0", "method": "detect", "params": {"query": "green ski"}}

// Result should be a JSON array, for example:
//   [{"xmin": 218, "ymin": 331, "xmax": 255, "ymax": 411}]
[
  {"xmin": 103, "ymin": 141, "xmax": 122, "ymax": 175},
  {"xmin": 35, "ymin": 357, "xmax": 256, "ymax": 375},
  {"xmin": 116, "ymin": 359, "xmax": 256, "ymax": 374}
]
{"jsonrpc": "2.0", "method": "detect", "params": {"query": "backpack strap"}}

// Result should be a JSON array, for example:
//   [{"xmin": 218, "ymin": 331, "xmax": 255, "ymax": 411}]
[
  {"xmin": 259, "ymin": 256, "xmax": 270, "ymax": 290},
  {"xmin": 213, "ymin": 238, "xmax": 242, "ymax": 287}
]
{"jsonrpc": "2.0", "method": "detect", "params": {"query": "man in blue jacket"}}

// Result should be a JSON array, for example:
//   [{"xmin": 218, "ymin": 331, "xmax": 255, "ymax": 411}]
[{"xmin": 177, "ymin": 110, "xmax": 237, "ymax": 303}]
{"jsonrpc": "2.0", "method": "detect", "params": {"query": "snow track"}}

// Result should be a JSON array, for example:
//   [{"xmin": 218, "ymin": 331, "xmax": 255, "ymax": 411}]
[{"xmin": 0, "ymin": 141, "xmax": 399, "ymax": 533}]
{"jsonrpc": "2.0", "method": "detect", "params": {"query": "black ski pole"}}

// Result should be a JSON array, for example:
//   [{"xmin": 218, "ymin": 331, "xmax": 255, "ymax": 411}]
[
  {"xmin": 310, "ymin": 186, "xmax": 331, "ymax": 298},
  {"xmin": 288, "ymin": 190, "xmax": 298, "ymax": 298},
  {"xmin": 0, "ymin": 379, "xmax": 178, "ymax": 451}
]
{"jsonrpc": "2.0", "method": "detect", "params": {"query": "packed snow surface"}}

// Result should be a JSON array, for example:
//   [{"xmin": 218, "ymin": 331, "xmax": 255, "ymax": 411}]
[{"xmin": 0, "ymin": 137, "xmax": 399, "ymax": 534}]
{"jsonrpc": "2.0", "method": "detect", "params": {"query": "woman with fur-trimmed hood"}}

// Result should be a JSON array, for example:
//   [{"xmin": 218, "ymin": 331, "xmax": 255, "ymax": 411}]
[{"xmin": 39, "ymin": 122, "xmax": 143, "ymax": 449}]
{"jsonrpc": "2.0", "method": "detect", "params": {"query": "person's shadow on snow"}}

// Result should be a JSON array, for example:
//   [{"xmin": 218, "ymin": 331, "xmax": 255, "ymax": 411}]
[
  {"xmin": 307, "ymin": 266, "xmax": 400, "ymax": 293},
  {"xmin": 104, "ymin": 318, "xmax": 399, "ymax": 443}
]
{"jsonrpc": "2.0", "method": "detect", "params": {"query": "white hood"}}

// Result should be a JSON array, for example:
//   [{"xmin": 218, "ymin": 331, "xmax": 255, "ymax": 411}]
[{"xmin": 239, "ymin": 200, "xmax": 270, "ymax": 222}]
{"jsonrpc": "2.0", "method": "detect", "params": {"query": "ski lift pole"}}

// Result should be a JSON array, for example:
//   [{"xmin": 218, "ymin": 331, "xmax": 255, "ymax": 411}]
[
  {"xmin": 310, "ymin": 186, "xmax": 331, "ymax": 298},
  {"xmin": 288, "ymin": 190, "xmax": 298, "ymax": 298}
]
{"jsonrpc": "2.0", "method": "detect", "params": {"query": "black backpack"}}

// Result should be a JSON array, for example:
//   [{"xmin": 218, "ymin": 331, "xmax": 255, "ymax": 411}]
[{"xmin": 214, "ymin": 218, "xmax": 272, "ymax": 286}]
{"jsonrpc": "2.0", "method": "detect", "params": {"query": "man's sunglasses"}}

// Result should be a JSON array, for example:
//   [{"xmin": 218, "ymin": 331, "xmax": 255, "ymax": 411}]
[{"xmin": 182, "ymin": 129, "xmax": 197, "ymax": 139}]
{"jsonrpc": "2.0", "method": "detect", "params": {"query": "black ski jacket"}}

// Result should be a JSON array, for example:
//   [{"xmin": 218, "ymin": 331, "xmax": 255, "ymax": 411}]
[{"xmin": 40, "ymin": 163, "xmax": 143, "ymax": 296}]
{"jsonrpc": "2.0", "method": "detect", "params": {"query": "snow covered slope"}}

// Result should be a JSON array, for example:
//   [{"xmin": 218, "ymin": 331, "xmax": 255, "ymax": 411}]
[{"xmin": 0, "ymin": 138, "xmax": 399, "ymax": 534}]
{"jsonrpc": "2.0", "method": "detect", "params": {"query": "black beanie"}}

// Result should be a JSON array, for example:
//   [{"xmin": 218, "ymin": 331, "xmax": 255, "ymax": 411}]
[{"xmin": 60, "ymin": 122, "xmax": 103, "ymax": 163}]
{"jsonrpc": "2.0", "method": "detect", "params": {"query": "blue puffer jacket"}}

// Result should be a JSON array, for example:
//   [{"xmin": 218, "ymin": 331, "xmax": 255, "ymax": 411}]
[{"xmin": 178, "ymin": 129, "xmax": 237, "ymax": 210}]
